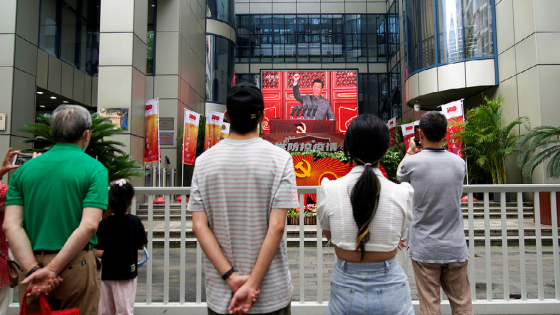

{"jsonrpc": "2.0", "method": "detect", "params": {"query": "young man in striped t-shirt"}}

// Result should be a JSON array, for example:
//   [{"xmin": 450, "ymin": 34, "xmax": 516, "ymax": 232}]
[{"xmin": 189, "ymin": 82, "xmax": 299, "ymax": 315}]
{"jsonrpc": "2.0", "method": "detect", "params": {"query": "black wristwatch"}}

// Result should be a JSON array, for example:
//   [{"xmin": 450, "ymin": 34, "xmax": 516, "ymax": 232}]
[
  {"xmin": 26, "ymin": 265, "xmax": 40, "ymax": 278},
  {"xmin": 221, "ymin": 267, "xmax": 235, "ymax": 281}
]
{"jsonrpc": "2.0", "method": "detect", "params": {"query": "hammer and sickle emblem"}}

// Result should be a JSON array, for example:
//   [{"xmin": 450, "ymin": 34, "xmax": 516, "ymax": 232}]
[
  {"xmin": 294, "ymin": 160, "xmax": 312, "ymax": 178},
  {"xmin": 296, "ymin": 123, "xmax": 307, "ymax": 133}
]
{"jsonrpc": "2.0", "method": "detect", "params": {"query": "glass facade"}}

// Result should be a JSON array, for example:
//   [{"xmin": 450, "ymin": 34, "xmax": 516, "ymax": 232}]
[
  {"xmin": 404, "ymin": 0, "xmax": 495, "ymax": 76},
  {"xmin": 38, "ymin": 0, "xmax": 100, "ymax": 75},
  {"xmin": 387, "ymin": 0, "xmax": 399, "ymax": 60},
  {"xmin": 235, "ymin": 14, "xmax": 390, "ymax": 64},
  {"xmin": 147, "ymin": 0, "xmax": 156, "ymax": 76},
  {"xmin": 206, "ymin": 0, "xmax": 235, "ymax": 26},
  {"xmin": 206, "ymin": 35, "xmax": 235, "ymax": 103}
]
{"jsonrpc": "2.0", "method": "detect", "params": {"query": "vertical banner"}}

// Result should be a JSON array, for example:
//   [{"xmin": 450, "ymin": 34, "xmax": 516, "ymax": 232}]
[
  {"xmin": 183, "ymin": 109, "xmax": 200, "ymax": 165},
  {"xmin": 204, "ymin": 111, "xmax": 224, "ymax": 150},
  {"xmin": 441, "ymin": 100, "xmax": 464, "ymax": 157},
  {"xmin": 387, "ymin": 117, "xmax": 397, "ymax": 146},
  {"xmin": 401, "ymin": 122, "xmax": 415, "ymax": 152},
  {"xmin": 144, "ymin": 99, "xmax": 159, "ymax": 163},
  {"xmin": 220, "ymin": 122, "xmax": 230, "ymax": 140}
]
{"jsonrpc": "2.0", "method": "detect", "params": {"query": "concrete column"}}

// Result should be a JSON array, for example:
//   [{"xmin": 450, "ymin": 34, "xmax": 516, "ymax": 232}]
[
  {"xmin": 154, "ymin": 0, "xmax": 206, "ymax": 183},
  {"xmin": 0, "ymin": 0, "xmax": 40, "ymax": 157},
  {"xmin": 98, "ymin": 0, "xmax": 148, "ymax": 186}
]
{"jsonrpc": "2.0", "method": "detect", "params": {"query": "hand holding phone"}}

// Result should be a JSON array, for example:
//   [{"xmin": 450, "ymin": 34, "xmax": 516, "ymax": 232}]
[
  {"xmin": 12, "ymin": 153, "xmax": 33, "ymax": 166},
  {"xmin": 414, "ymin": 125, "xmax": 422, "ymax": 148}
]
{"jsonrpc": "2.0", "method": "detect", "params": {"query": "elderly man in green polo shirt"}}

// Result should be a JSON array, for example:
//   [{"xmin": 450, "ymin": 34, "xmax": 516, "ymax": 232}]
[{"xmin": 3, "ymin": 105, "xmax": 108, "ymax": 314}]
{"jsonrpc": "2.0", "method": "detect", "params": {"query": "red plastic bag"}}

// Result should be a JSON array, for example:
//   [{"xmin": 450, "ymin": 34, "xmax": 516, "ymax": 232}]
[{"xmin": 18, "ymin": 289, "xmax": 79, "ymax": 315}]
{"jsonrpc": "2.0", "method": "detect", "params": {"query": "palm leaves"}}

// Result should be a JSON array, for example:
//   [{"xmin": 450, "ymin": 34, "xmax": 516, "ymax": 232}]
[
  {"xmin": 453, "ymin": 95, "xmax": 529, "ymax": 184},
  {"xmin": 517, "ymin": 126, "xmax": 560, "ymax": 180},
  {"xmin": 20, "ymin": 113, "xmax": 143, "ymax": 182}
]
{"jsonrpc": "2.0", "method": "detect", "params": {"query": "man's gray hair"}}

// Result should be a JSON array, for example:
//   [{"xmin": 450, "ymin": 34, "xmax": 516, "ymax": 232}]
[{"xmin": 51, "ymin": 105, "xmax": 92, "ymax": 143}]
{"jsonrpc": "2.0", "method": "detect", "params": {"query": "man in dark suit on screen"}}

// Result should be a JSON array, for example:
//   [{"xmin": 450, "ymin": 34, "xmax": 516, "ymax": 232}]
[{"xmin": 292, "ymin": 73, "xmax": 335, "ymax": 120}]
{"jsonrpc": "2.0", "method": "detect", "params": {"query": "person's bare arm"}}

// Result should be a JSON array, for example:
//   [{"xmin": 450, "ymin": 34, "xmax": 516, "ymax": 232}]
[
  {"xmin": 3, "ymin": 205, "xmax": 38, "ymax": 272},
  {"xmin": 397, "ymin": 137, "xmax": 418, "ymax": 175},
  {"xmin": 323, "ymin": 230, "xmax": 331, "ymax": 241},
  {"xmin": 229, "ymin": 208, "xmax": 287, "ymax": 314},
  {"xmin": 192, "ymin": 211, "xmax": 251, "ymax": 293}
]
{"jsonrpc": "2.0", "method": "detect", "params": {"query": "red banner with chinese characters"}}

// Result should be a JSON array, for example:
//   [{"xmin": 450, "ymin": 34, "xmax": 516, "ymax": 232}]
[
  {"xmin": 204, "ymin": 111, "xmax": 223, "ymax": 151},
  {"xmin": 144, "ymin": 99, "xmax": 159, "ymax": 163},
  {"xmin": 441, "ymin": 100, "xmax": 464, "ymax": 157},
  {"xmin": 401, "ymin": 122, "xmax": 415, "ymax": 152},
  {"xmin": 387, "ymin": 117, "xmax": 397, "ymax": 146},
  {"xmin": 182, "ymin": 109, "xmax": 200, "ymax": 165},
  {"xmin": 262, "ymin": 133, "xmax": 345, "ymax": 153}
]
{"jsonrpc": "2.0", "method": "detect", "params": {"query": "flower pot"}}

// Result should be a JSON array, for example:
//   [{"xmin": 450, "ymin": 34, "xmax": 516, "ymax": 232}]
[
  {"xmin": 533, "ymin": 192, "xmax": 560, "ymax": 228},
  {"xmin": 304, "ymin": 217, "xmax": 316, "ymax": 225}
]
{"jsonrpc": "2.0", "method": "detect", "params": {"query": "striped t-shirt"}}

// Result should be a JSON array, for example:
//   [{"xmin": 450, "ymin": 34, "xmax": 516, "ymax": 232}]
[{"xmin": 187, "ymin": 137, "xmax": 299, "ymax": 314}]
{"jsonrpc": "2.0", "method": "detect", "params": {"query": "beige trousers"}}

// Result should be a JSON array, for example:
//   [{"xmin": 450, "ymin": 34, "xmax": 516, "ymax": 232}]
[{"xmin": 411, "ymin": 259, "xmax": 473, "ymax": 315}]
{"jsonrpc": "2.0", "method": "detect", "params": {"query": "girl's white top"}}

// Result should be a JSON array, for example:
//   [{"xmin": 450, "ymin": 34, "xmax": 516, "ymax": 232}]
[{"xmin": 317, "ymin": 165, "xmax": 414, "ymax": 252}]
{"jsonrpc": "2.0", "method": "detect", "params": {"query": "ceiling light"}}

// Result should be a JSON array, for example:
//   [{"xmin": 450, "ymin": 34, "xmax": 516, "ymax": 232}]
[
  {"xmin": 37, "ymin": 91, "xmax": 43, "ymax": 94},
  {"xmin": 40, "ymin": 105, "xmax": 46, "ymax": 108},
  {"xmin": 50, "ymin": 96, "xmax": 56, "ymax": 99},
  {"xmin": 151, "ymin": 4, "xmax": 155, "ymax": 7},
  {"xmin": 63, "ymin": 101, "xmax": 68, "ymax": 103}
]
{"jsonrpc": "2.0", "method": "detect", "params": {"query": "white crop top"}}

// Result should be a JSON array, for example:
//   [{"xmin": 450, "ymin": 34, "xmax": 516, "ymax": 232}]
[{"xmin": 317, "ymin": 166, "xmax": 414, "ymax": 252}]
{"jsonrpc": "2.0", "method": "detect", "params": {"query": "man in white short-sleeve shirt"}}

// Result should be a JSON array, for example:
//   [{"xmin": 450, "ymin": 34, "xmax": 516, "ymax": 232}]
[{"xmin": 188, "ymin": 82, "xmax": 299, "ymax": 315}]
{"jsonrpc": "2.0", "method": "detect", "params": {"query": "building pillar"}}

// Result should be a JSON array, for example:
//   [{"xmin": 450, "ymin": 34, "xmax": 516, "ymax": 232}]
[
  {"xmin": 152, "ymin": 0, "xmax": 206, "ymax": 184},
  {"xmin": 98, "ymin": 0, "xmax": 148, "ymax": 186},
  {"xmin": 0, "ymin": 0, "xmax": 40, "ymax": 160}
]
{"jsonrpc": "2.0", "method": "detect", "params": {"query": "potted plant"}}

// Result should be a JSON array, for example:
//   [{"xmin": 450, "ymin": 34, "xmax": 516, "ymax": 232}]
[
  {"xmin": 304, "ymin": 204, "xmax": 317, "ymax": 225},
  {"xmin": 20, "ymin": 114, "xmax": 144, "ymax": 182},
  {"xmin": 517, "ymin": 126, "xmax": 560, "ymax": 227},
  {"xmin": 453, "ymin": 95, "xmax": 529, "ymax": 200},
  {"xmin": 287, "ymin": 207, "xmax": 299, "ymax": 225}
]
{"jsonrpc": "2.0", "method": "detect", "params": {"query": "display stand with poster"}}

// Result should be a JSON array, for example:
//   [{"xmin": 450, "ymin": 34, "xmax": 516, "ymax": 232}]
[{"xmin": 144, "ymin": 99, "xmax": 164, "ymax": 203}]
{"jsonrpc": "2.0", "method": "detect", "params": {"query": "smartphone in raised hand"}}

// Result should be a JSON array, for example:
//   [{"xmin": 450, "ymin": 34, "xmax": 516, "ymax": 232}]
[{"xmin": 12, "ymin": 153, "xmax": 33, "ymax": 166}]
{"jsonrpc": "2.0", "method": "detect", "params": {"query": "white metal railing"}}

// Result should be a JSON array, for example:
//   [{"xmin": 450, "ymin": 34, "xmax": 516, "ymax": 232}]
[{"xmin": 8, "ymin": 185, "xmax": 560, "ymax": 315}]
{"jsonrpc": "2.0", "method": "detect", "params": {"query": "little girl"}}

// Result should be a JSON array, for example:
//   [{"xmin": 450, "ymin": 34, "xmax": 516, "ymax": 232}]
[{"xmin": 95, "ymin": 179, "xmax": 147, "ymax": 315}]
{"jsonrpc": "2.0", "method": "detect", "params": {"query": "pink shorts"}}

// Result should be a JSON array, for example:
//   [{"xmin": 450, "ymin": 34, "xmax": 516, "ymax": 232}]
[{"xmin": 98, "ymin": 278, "xmax": 137, "ymax": 315}]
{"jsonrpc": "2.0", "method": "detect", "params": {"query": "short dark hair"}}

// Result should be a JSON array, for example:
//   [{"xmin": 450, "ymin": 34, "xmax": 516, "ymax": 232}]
[
  {"xmin": 312, "ymin": 79, "xmax": 324, "ymax": 88},
  {"xmin": 226, "ymin": 83, "xmax": 264, "ymax": 135},
  {"xmin": 419, "ymin": 111, "xmax": 447, "ymax": 142}
]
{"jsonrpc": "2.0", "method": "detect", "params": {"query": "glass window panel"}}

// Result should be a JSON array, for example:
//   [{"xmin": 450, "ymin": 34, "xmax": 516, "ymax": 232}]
[
  {"xmin": 80, "ymin": 19, "xmax": 87, "ymax": 70},
  {"xmin": 438, "ymin": 0, "xmax": 464, "ymax": 63},
  {"xmin": 322, "ymin": 44, "xmax": 334, "ymax": 62},
  {"xmin": 61, "ymin": 6, "xmax": 77, "ymax": 67},
  {"xmin": 297, "ymin": 43, "xmax": 309, "ymax": 62},
  {"xmin": 39, "ymin": 0, "xmax": 58, "ymax": 56},
  {"xmin": 273, "ymin": 44, "xmax": 285, "ymax": 62},
  {"xmin": 65, "ymin": 0, "xmax": 78, "ymax": 11},
  {"xmin": 464, "ymin": 0, "xmax": 494, "ymax": 58},
  {"xmin": 309, "ymin": 43, "xmax": 320, "ymax": 62},
  {"xmin": 285, "ymin": 43, "xmax": 297, "ymax": 62},
  {"xmin": 206, "ymin": 36, "xmax": 235, "ymax": 102}
]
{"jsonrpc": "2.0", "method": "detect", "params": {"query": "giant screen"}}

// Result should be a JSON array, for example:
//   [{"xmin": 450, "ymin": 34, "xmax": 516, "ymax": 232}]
[{"xmin": 260, "ymin": 70, "xmax": 358, "ymax": 134}]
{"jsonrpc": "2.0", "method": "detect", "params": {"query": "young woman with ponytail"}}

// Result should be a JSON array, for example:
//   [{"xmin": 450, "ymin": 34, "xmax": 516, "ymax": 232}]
[
  {"xmin": 317, "ymin": 114, "xmax": 415, "ymax": 315},
  {"xmin": 95, "ymin": 179, "xmax": 147, "ymax": 315}
]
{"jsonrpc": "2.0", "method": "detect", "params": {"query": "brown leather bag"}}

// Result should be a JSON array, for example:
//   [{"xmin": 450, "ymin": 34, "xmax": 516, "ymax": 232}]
[{"xmin": 0, "ymin": 249, "xmax": 22, "ymax": 288}]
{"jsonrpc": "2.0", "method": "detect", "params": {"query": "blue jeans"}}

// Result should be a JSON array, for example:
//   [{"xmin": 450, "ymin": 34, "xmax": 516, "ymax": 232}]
[{"xmin": 328, "ymin": 256, "xmax": 415, "ymax": 315}]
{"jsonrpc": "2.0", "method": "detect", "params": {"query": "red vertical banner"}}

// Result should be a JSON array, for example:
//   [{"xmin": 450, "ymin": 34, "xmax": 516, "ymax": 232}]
[
  {"xmin": 204, "ymin": 111, "xmax": 224, "ymax": 150},
  {"xmin": 183, "ymin": 109, "xmax": 200, "ymax": 165},
  {"xmin": 387, "ymin": 117, "xmax": 397, "ymax": 146},
  {"xmin": 144, "ymin": 99, "xmax": 159, "ymax": 163},
  {"xmin": 441, "ymin": 100, "xmax": 464, "ymax": 157},
  {"xmin": 401, "ymin": 122, "xmax": 415, "ymax": 152}
]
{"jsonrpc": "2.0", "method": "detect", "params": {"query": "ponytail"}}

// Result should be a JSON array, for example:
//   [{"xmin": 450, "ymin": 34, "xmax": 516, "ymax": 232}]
[{"xmin": 350, "ymin": 163, "xmax": 381, "ymax": 260}]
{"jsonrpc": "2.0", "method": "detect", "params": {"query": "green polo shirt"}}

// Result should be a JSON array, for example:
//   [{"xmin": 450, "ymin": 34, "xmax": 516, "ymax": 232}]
[{"xmin": 6, "ymin": 143, "xmax": 108, "ymax": 251}]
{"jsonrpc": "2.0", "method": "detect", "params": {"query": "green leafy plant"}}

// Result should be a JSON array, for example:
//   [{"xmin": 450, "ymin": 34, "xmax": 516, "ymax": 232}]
[
  {"xmin": 517, "ymin": 126, "xmax": 560, "ymax": 180},
  {"xmin": 453, "ymin": 95, "xmax": 529, "ymax": 184},
  {"xmin": 20, "ymin": 113, "xmax": 143, "ymax": 182}
]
